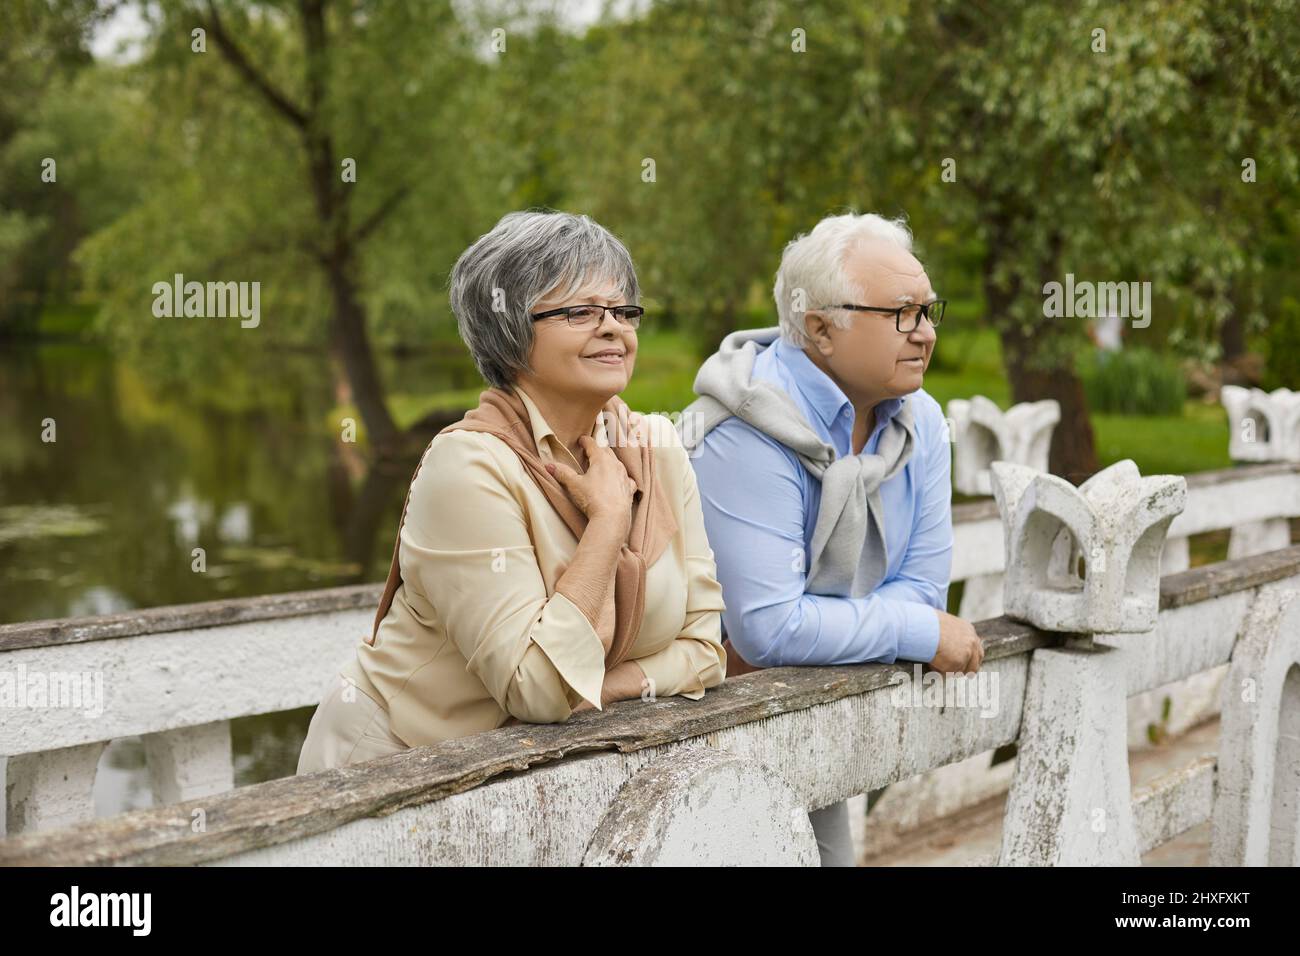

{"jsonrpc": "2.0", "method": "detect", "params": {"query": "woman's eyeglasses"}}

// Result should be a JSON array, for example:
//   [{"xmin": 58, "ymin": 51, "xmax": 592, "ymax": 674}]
[{"xmin": 530, "ymin": 304, "xmax": 644, "ymax": 330}]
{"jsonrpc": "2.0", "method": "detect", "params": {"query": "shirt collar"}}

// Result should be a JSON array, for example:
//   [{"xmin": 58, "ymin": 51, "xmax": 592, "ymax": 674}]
[
  {"xmin": 512, "ymin": 384, "xmax": 608, "ymax": 470},
  {"xmin": 772, "ymin": 336, "xmax": 908, "ymax": 440},
  {"xmin": 772, "ymin": 336, "xmax": 853, "ymax": 431},
  {"xmin": 872, "ymin": 396, "xmax": 907, "ymax": 434}
]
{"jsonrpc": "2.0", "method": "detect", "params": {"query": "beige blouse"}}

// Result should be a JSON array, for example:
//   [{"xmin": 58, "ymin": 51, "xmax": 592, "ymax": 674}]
[{"xmin": 350, "ymin": 385, "xmax": 728, "ymax": 748}]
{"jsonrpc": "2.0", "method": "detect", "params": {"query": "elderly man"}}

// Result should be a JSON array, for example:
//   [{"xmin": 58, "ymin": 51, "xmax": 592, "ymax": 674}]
[{"xmin": 681, "ymin": 212, "xmax": 984, "ymax": 866}]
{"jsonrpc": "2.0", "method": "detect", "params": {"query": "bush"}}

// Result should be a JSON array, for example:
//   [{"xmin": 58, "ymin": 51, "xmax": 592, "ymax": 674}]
[{"xmin": 1080, "ymin": 347, "xmax": 1186, "ymax": 416}]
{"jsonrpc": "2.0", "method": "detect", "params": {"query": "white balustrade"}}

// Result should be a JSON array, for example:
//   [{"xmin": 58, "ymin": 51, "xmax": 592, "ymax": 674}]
[
  {"xmin": 1221, "ymin": 385, "xmax": 1300, "ymax": 463},
  {"xmin": 947, "ymin": 396, "xmax": 1059, "ymax": 496}
]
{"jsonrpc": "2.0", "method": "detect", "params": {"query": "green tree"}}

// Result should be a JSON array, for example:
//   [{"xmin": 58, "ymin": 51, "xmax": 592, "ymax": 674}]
[
  {"xmin": 891, "ymin": 0, "xmax": 1300, "ymax": 478},
  {"xmin": 73, "ymin": 0, "xmax": 492, "ymax": 456},
  {"xmin": 0, "ymin": 0, "xmax": 118, "ymax": 331}
]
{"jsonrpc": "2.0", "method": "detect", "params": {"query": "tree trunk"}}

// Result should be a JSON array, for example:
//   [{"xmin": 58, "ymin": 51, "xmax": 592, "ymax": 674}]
[
  {"xmin": 998, "ymin": 327, "xmax": 1099, "ymax": 484},
  {"xmin": 324, "ymin": 257, "xmax": 402, "ymax": 455},
  {"xmin": 1219, "ymin": 277, "xmax": 1249, "ymax": 385},
  {"xmin": 1221, "ymin": 311, "xmax": 1246, "ymax": 364},
  {"xmin": 983, "ymin": 242, "xmax": 1099, "ymax": 484}
]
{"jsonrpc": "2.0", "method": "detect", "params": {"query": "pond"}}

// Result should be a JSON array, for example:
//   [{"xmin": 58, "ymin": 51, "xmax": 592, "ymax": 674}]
[{"xmin": 0, "ymin": 339, "xmax": 473, "ymax": 820}]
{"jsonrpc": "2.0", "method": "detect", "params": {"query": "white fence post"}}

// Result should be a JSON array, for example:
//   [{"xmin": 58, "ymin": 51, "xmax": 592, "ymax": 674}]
[
  {"xmin": 1211, "ymin": 583, "xmax": 1300, "ymax": 866},
  {"xmin": 142, "ymin": 720, "xmax": 235, "ymax": 806},
  {"xmin": 948, "ymin": 396, "xmax": 1060, "ymax": 496},
  {"xmin": 5, "ymin": 742, "xmax": 107, "ymax": 835},
  {"xmin": 1000, "ymin": 643, "xmax": 1140, "ymax": 865},
  {"xmin": 991, "ymin": 459, "xmax": 1187, "ymax": 865},
  {"xmin": 990, "ymin": 459, "xmax": 1186, "ymax": 633},
  {"xmin": 1221, "ymin": 386, "xmax": 1300, "ymax": 463}
]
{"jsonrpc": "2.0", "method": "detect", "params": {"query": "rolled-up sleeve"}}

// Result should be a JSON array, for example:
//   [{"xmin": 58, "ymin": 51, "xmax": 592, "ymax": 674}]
[
  {"xmin": 633, "ymin": 440, "xmax": 727, "ymax": 701},
  {"xmin": 399, "ymin": 432, "xmax": 607, "ymax": 722}
]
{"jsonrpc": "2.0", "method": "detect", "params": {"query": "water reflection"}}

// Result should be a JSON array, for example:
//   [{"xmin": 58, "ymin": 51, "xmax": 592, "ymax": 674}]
[{"xmin": 0, "ymin": 341, "xmax": 471, "ymax": 817}]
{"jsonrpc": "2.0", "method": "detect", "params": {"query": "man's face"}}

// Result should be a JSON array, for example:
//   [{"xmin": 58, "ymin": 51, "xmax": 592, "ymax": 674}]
[{"xmin": 808, "ymin": 237, "xmax": 938, "ymax": 403}]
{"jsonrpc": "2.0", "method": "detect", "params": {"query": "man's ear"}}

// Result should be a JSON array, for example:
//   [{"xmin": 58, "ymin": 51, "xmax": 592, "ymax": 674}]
[{"xmin": 803, "ymin": 310, "xmax": 835, "ymax": 356}]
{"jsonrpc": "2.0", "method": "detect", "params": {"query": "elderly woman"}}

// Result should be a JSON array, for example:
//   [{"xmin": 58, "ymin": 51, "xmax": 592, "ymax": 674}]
[{"xmin": 297, "ymin": 210, "xmax": 727, "ymax": 772}]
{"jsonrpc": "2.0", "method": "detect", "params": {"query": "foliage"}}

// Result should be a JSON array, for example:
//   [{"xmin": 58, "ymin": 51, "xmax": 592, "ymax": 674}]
[
  {"xmin": 2, "ymin": 0, "xmax": 1298, "ymax": 449},
  {"xmin": 1079, "ymin": 347, "xmax": 1186, "ymax": 416}
]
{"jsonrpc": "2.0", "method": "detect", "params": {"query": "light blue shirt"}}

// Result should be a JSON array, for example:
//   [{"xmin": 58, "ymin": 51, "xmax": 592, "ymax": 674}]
[{"xmin": 689, "ymin": 335, "xmax": 951, "ymax": 667}]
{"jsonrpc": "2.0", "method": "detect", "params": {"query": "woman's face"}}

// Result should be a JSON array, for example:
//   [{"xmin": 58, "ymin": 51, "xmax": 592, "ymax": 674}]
[{"xmin": 516, "ymin": 276, "xmax": 639, "ymax": 402}]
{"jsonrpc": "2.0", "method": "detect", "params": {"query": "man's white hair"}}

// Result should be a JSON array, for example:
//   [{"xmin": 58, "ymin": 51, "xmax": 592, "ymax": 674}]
[{"xmin": 773, "ymin": 212, "xmax": 915, "ymax": 348}]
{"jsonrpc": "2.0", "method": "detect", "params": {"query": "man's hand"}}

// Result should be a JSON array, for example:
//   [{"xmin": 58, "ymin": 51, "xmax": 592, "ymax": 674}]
[{"xmin": 930, "ymin": 609, "xmax": 984, "ymax": 674}]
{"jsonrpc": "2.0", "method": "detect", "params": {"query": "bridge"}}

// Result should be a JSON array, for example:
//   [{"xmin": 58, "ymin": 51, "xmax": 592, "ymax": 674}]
[{"xmin": 1, "ymin": 451, "xmax": 1298, "ymax": 865}]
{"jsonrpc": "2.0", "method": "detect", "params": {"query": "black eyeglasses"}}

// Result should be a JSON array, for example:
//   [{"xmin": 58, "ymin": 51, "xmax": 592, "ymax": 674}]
[
  {"xmin": 530, "ymin": 304, "xmax": 644, "ymax": 330},
  {"xmin": 831, "ymin": 299, "xmax": 946, "ymax": 332}
]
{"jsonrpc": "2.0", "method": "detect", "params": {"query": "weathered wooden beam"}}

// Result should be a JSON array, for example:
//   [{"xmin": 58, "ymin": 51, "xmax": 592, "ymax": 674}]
[
  {"xmin": 1159, "ymin": 544, "xmax": 1300, "ymax": 609},
  {"xmin": 0, "ymin": 618, "xmax": 1048, "ymax": 866},
  {"xmin": 0, "ymin": 584, "xmax": 381, "ymax": 652}
]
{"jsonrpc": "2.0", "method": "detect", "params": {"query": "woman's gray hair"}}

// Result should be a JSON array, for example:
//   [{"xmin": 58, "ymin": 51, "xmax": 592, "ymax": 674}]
[
  {"xmin": 774, "ymin": 212, "xmax": 914, "ymax": 348},
  {"xmin": 449, "ymin": 210, "xmax": 640, "ymax": 389}
]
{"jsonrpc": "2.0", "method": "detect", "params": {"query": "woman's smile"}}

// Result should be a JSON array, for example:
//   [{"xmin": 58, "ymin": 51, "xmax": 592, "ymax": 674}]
[{"xmin": 583, "ymin": 348, "xmax": 627, "ymax": 365}]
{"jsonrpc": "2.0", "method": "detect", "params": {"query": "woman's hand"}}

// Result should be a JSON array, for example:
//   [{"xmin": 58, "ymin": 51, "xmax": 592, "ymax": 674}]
[
  {"xmin": 546, "ymin": 435, "xmax": 637, "ymax": 537},
  {"xmin": 546, "ymin": 435, "xmax": 635, "ymax": 656},
  {"xmin": 571, "ymin": 661, "xmax": 649, "ymax": 713}
]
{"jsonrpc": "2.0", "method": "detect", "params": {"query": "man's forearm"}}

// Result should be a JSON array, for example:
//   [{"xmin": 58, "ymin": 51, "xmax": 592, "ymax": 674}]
[{"xmin": 729, "ymin": 590, "xmax": 934, "ymax": 667}]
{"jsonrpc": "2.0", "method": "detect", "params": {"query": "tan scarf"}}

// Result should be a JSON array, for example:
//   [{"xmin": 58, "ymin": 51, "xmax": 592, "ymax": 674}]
[{"xmin": 366, "ymin": 386, "xmax": 678, "ymax": 681}]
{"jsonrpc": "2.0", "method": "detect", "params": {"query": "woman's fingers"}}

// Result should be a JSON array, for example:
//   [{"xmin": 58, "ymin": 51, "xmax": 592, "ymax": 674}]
[
  {"xmin": 546, "ymin": 460, "xmax": 580, "ymax": 496},
  {"xmin": 549, "ymin": 437, "xmax": 639, "ymax": 519}
]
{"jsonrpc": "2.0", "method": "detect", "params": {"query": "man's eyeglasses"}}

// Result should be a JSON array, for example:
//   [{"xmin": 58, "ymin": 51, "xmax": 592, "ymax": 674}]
[
  {"xmin": 530, "ymin": 304, "xmax": 644, "ymax": 330},
  {"xmin": 831, "ymin": 299, "xmax": 946, "ymax": 333}
]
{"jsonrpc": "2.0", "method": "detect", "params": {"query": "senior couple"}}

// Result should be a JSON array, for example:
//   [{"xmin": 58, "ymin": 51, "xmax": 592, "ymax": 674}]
[{"xmin": 297, "ymin": 209, "xmax": 984, "ymax": 866}]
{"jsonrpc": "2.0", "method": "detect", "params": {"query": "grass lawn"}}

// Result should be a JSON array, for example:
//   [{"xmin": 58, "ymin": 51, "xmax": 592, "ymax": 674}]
[{"xmin": 906, "ymin": 327, "xmax": 1233, "ymax": 477}]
